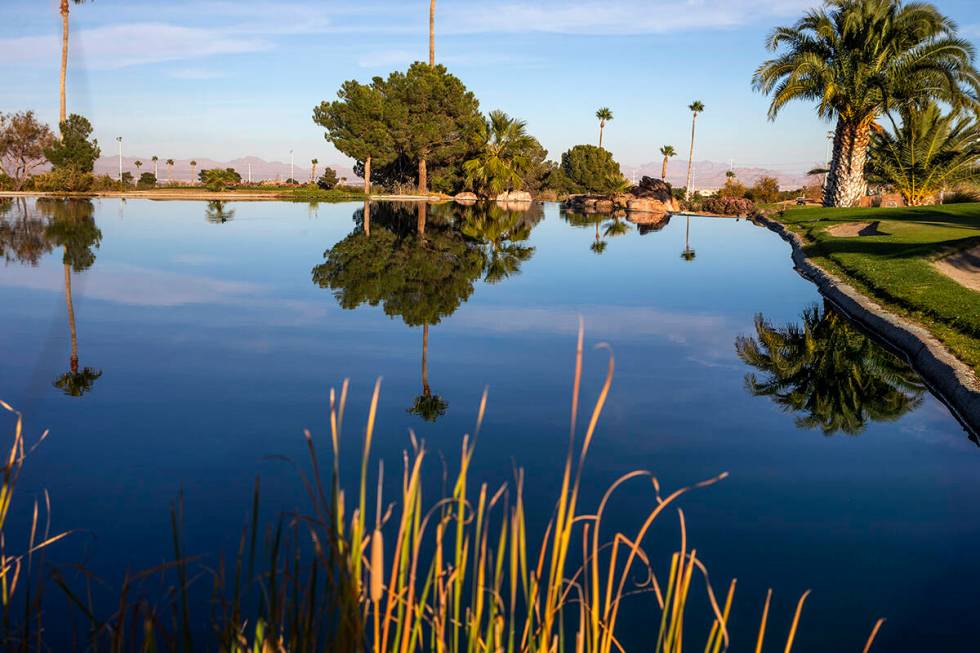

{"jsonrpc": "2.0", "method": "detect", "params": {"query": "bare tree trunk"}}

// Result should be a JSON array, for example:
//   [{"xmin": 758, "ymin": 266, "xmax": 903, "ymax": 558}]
[
  {"xmin": 363, "ymin": 199, "xmax": 371, "ymax": 237},
  {"xmin": 59, "ymin": 0, "xmax": 70, "ymax": 126},
  {"xmin": 823, "ymin": 119, "xmax": 870, "ymax": 208},
  {"xmin": 418, "ymin": 158, "xmax": 428, "ymax": 195},
  {"xmin": 364, "ymin": 156, "xmax": 372, "ymax": 196},
  {"xmin": 421, "ymin": 323, "xmax": 430, "ymax": 395},
  {"xmin": 429, "ymin": 0, "xmax": 436, "ymax": 66},
  {"xmin": 64, "ymin": 261, "xmax": 78, "ymax": 374},
  {"xmin": 685, "ymin": 113, "xmax": 698, "ymax": 200}
]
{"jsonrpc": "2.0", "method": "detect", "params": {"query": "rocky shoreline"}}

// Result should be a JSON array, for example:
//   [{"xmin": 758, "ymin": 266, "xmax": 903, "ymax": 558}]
[
  {"xmin": 561, "ymin": 176, "xmax": 679, "ymax": 216},
  {"xmin": 757, "ymin": 215, "xmax": 980, "ymax": 439}
]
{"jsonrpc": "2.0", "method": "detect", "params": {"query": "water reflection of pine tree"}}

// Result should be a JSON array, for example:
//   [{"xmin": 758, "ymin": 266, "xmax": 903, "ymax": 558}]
[
  {"xmin": 313, "ymin": 202, "xmax": 490, "ymax": 422},
  {"xmin": 735, "ymin": 303, "xmax": 925, "ymax": 435}
]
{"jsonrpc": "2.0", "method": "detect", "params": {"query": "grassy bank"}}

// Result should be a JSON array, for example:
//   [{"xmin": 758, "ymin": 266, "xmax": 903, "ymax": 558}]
[{"xmin": 776, "ymin": 203, "xmax": 980, "ymax": 375}]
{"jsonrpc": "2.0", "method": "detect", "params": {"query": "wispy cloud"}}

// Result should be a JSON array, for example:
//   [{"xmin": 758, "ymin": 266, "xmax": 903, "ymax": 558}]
[
  {"xmin": 168, "ymin": 67, "xmax": 226, "ymax": 80},
  {"xmin": 441, "ymin": 0, "xmax": 817, "ymax": 35},
  {"xmin": 0, "ymin": 23, "xmax": 271, "ymax": 69}
]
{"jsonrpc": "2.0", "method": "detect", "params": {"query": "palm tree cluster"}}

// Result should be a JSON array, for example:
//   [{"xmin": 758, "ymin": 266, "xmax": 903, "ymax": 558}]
[{"xmin": 754, "ymin": 0, "xmax": 980, "ymax": 207}]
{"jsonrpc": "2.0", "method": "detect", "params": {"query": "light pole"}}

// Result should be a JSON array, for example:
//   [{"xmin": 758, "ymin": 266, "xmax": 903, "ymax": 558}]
[
  {"xmin": 116, "ymin": 137, "xmax": 123, "ymax": 181},
  {"xmin": 289, "ymin": 149, "xmax": 294, "ymax": 183}
]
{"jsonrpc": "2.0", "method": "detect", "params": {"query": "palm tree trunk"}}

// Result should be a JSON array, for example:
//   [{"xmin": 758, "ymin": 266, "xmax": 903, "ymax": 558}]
[
  {"xmin": 598, "ymin": 122, "xmax": 604, "ymax": 149},
  {"xmin": 661, "ymin": 156, "xmax": 668, "ymax": 181},
  {"xmin": 421, "ymin": 323, "xmax": 430, "ymax": 396},
  {"xmin": 59, "ymin": 0, "xmax": 70, "ymax": 125},
  {"xmin": 363, "ymin": 199, "xmax": 371, "ymax": 237},
  {"xmin": 823, "ymin": 119, "xmax": 870, "ymax": 208},
  {"xmin": 429, "ymin": 0, "xmax": 436, "ymax": 66},
  {"xmin": 63, "ymin": 261, "xmax": 78, "ymax": 374},
  {"xmin": 685, "ymin": 215, "xmax": 690, "ymax": 251},
  {"xmin": 418, "ymin": 158, "xmax": 428, "ymax": 195},
  {"xmin": 364, "ymin": 155, "xmax": 372, "ymax": 196},
  {"xmin": 685, "ymin": 114, "xmax": 698, "ymax": 200}
]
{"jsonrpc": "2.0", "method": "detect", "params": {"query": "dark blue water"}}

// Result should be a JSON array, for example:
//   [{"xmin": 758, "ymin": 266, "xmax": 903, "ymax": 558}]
[{"xmin": 0, "ymin": 197, "xmax": 976, "ymax": 650}]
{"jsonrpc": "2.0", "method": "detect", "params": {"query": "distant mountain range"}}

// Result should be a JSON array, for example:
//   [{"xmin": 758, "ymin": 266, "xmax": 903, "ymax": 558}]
[
  {"xmin": 94, "ymin": 155, "xmax": 817, "ymax": 190},
  {"xmin": 622, "ymin": 160, "xmax": 820, "ymax": 191},
  {"xmin": 93, "ymin": 155, "xmax": 357, "ymax": 184}
]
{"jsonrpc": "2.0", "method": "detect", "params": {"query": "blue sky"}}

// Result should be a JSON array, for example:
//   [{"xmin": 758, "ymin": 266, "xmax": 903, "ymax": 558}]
[{"xmin": 1, "ymin": 0, "xmax": 978, "ymax": 172}]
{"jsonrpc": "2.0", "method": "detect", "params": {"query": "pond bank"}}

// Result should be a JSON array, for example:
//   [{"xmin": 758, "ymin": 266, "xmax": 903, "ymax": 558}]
[{"xmin": 757, "ymin": 214, "xmax": 980, "ymax": 438}]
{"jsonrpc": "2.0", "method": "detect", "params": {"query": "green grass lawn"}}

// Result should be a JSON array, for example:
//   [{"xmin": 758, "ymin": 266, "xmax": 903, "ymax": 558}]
[{"xmin": 778, "ymin": 203, "xmax": 980, "ymax": 374}]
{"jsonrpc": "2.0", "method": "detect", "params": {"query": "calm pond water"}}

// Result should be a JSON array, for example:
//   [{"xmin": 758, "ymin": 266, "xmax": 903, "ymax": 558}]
[{"xmin": 0, "ymin": 197, "xmax": 977, "ymax": 650}]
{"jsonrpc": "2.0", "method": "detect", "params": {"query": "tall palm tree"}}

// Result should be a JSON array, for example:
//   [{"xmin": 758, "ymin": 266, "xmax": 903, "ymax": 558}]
[
  {"xmin": 659, "ymin": 145, "xmax": 676, "ymax": 180},
  {"xmin": 735, "ymin": 303, "xmax": 925, "ymax": 435},
  {"xmin": 680, "ymin": 215, "xmax": 695, "ymax": 261},
  {"xmin": 311, "ymin": 158, "xmax": 318, "ymax": 183},
  {"xmin": 59, "ymin": 0, "xmax": 89, "ymax": 126},
  {"xmin": 753, "ymin": 0, "xmax": 980, "ymax": 207},
  {"xmin": 166, "ymin": 158, "xmax": 174, "ymax": 182},
  {"xmin": 134, "ymin": 160, "xmax": 142, "ymax": 176},
  {"xmin": 190, "ymin": 160, "xmax": 197, "ymax": 184},
  {"xmin": 463, "ymin": 110, "xmax": 537, "ymax": 197},
  {"xmin": 429, "ymin": 0, "xmax": 436, "ymax": 66},
  {"xmin": 685, "ymin": 101, "xmax": 704, "ymax": 200},
  {"xmin": 596, "ymin": 108, "xmax": 613, "ymax": 149},
  {"xmin": 151, "ymin": 155, "xmax": 159, "ymax": 178},
  {"xmin": 866, "ymin": 102, "xmax": 980, "ymax": 205}
]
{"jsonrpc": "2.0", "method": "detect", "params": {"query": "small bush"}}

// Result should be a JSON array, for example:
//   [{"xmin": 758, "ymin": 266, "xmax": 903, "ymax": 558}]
[
  {"xmin": 199, "ymin": 168, "xmax": 242, "ymax": 192},
  {"xmin": 943, "ymin": 189, "xmax": 979, "ymax": 204},
  {"xmin": 317, "ymin": 168, "xmax": 339, "ymax": 190},
  {"xmin": 702, "ymin": 196, "xmax": 756, "ymax": 216},
  {"xmin": 30, "ymin": 167, "xmax": 94, "ymax": 192},
  {"xmin": 137, "ymin": 172, "xmax": 157, "ymax": 189}
]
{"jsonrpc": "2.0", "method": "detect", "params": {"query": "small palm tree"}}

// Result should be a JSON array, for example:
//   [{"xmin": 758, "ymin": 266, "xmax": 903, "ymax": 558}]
[
  {"xmin": 866, "ymin": 103, "xmax": 980, "ymax": 205},
  {"xmin": 166, "ymin": 158, "xmax": 174, "ymax": 182},
  {"xmin": 311, "ymin": 158, "xmax": 319, "ymax": 183},
  {"xmin": 753, "ymin": 0, "xmax": 980, "ymax": 207},
  {"xmin": 151, "ymin": 155, "xmax": 159, "ymax": 178},
  {"xmin": 134, "ymin": 160, "xmax": 142, "ymax": 176},
  {"xmin": 685, "ymin": 101, "xmax": 705, "ymax": 200},
  {"xmin": 659, "ymin": 145, "xmax": 676, "ymax": 180},
  {"xmin": 596, "ymin": 107, "xmax": 614, "ymax": 149},
  {"xmin": 463, "ymin": 110, "xmax": 536, "ymax": 197},
  {"xmin": 190, "ymin": 160, "xmax": 197, "ymax": 184},
  {"xmin": 59, "ymin": 0, "xmax": 89, "ymax": 125}
]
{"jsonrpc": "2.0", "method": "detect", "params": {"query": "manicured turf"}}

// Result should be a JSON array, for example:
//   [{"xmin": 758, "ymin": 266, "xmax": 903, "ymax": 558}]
[{"xmin": 778, "ymin": 203, "xmax": 980, "ymax": 374}]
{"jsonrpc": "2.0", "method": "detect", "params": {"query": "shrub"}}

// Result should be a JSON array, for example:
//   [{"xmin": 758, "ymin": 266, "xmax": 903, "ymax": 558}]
[
  {"xmin": 137, "ymin": 172, "xmax": 157, "ymax": 189},
  {"xmin": 317, "ymin": 167, "xmax": 339, "ymax": 190},
  {"xmin": 121, "ymin": 171, "xmax": 134, "ymax": 187},
  {"xmin": 942, "ymin": 189, "xmax": 979, "ymax": 204},
  {"xmin": 199, "ymin": 168, "xmax": 242, "ymax": 192},
  {"xmin": 703, "ymin": 196, "xmax": 756, "ymax": 216},
  {"xmin": 560, "ymin": 145, "xmax": 626, "ymax": 194},
  {"xmin": 30, "ymin": 167, "xmax": 94, "ymax": 192},
  {"xmin": 90, "ymin": 175, "xmax": 123, "ymax": 191},
  {"xmin": 43, "ymin": 114, "xmax": 100, "ymax": 173}
]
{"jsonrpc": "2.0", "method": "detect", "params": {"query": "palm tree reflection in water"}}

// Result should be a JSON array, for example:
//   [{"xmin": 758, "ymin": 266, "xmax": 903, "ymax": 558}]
[
  {"xmin": 37, "ymin": 199, "xmax": 103, "ymax": 397},
  {"xmin": 735, "ymin": 303, "xmax": 925, "ymax": 435}
]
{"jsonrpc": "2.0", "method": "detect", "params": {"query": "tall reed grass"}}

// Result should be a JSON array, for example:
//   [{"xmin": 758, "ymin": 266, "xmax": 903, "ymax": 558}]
[{"xmin": 0, "ymin": 327, "xmax": 887, "ymax": 651}]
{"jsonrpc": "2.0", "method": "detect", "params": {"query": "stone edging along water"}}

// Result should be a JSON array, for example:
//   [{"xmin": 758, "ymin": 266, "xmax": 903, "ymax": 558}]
[{"xmin": 755, "ymin": 214, "xmax": 980, "ymax": 438}]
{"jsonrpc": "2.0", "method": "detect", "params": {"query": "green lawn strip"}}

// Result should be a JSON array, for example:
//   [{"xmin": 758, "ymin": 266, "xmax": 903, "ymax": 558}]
[{"xmin": 777, "ymin": 203, "xmax": 980, "ymax": 375}]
